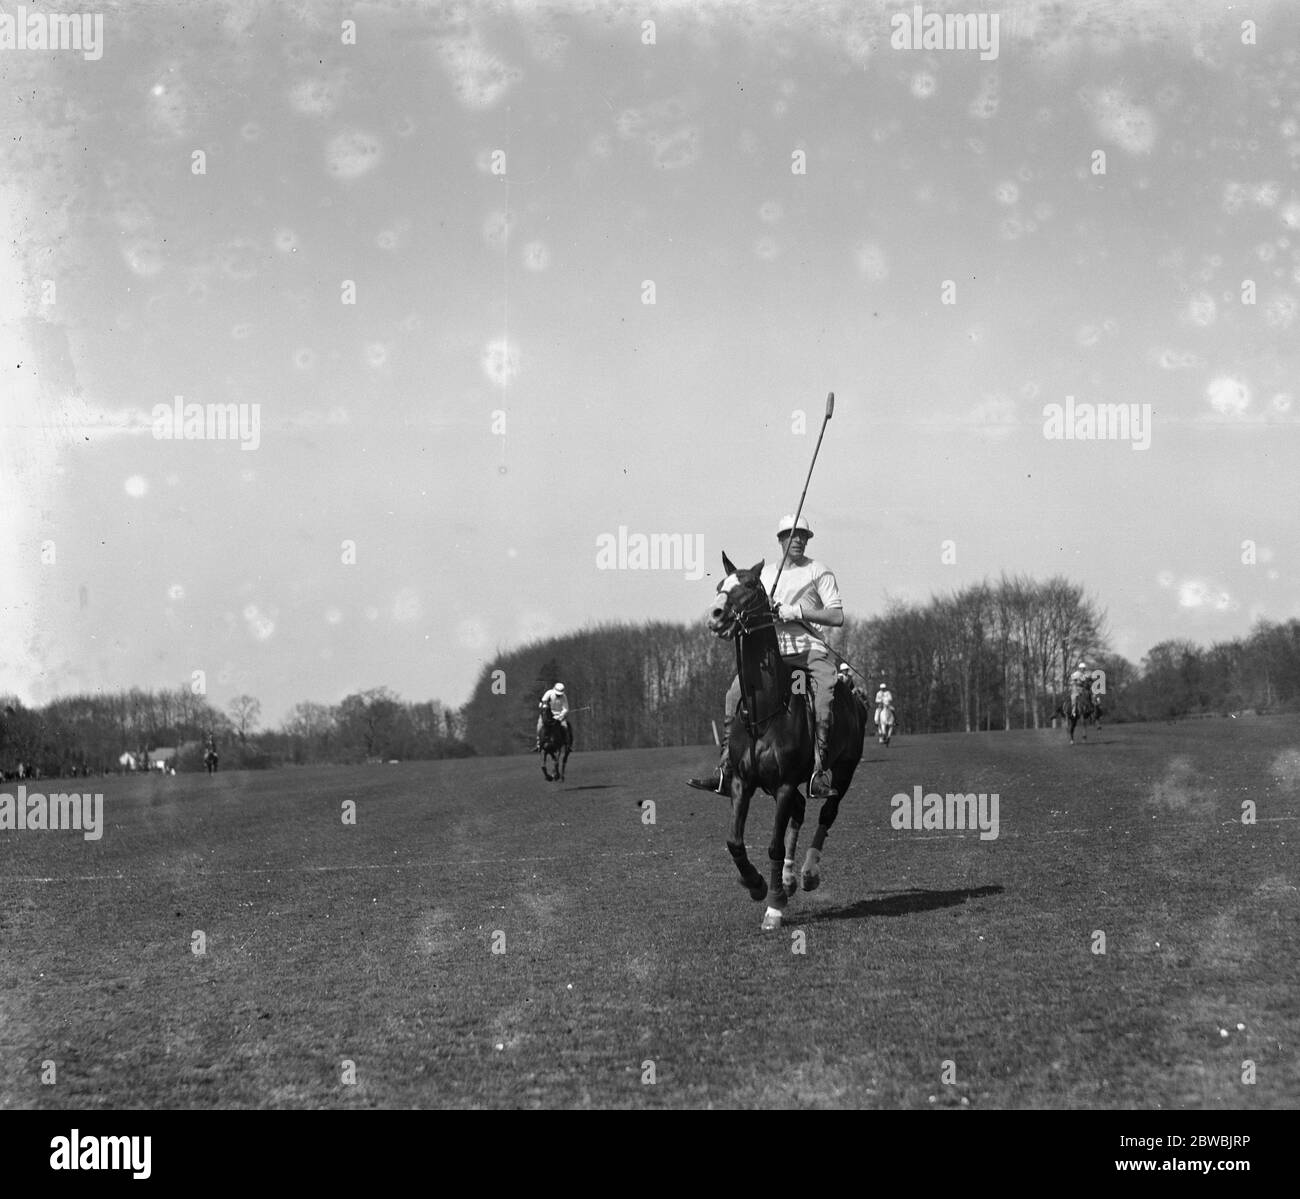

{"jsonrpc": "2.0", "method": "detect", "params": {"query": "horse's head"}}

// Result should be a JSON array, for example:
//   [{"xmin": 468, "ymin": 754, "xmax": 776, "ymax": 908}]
[{"xmin": 707, "ymin": 552, "xmax": 771, "ymax": 639}]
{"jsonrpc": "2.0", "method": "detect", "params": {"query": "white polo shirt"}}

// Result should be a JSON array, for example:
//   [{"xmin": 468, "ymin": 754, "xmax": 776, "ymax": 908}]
[{"xmin": 760, "ymin": 558, "xmax": 842, "ymax": 657}]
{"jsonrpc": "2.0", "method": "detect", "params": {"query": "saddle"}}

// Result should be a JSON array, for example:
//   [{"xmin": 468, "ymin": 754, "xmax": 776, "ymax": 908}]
[{"xmin": 734, "ymin": 670, "xmax": 851, "ymax": 742}]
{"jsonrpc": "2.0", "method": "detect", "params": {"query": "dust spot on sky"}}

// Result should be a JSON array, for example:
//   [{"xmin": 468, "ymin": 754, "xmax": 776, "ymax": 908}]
[{"xmin": 325, "ymin": 128, "xmax": 383, "ymax": 181}]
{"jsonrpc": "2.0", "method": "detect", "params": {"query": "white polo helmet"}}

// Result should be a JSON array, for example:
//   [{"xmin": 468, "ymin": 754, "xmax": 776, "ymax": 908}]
[
  {"xmin": 554, "ymin": 682, "xmax": 565, "ymax": 692},
  {"xmin": 776, "ymin": 513, "xmax": 813, "ymax": 539}
]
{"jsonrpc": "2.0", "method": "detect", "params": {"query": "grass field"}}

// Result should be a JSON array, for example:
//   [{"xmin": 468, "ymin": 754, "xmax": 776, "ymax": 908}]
[{"xmin": 1, "ymin": 717, "xmax": 1297, "ymax": 1109}]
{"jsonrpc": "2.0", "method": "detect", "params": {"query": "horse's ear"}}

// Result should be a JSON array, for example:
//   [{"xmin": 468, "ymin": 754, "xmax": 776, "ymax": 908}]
[
  {"xmin": 721, "ymin": 551, "xmax": 737, "ymax": 576},
  {"xmin": 750, "ymin": 559, "xmax": 765, "ymax": 576}
]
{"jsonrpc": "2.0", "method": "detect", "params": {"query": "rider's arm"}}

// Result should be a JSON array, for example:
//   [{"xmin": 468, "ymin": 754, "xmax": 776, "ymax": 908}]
[{"xmin": 801, "ymin": 566, "xmax": 844, "ymax": 628}]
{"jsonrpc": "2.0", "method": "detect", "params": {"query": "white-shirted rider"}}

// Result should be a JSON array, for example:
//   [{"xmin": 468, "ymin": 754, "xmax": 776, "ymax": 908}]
[{"xmin": 535, "ymin": 682, "xmax": 571, "ymax": 752}]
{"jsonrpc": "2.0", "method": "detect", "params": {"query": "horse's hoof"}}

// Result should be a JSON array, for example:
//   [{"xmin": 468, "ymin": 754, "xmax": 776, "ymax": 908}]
[
  {"xmin": 745, "ymin": 877, "xmax": 768, "ymax": 902},
  {"xmin": 761, "ymin": 907, "xmax": 783, "ymax": 931},
  {"xmin": 801, "ymin": 868, "xmax": 820, "ymax": 892}
]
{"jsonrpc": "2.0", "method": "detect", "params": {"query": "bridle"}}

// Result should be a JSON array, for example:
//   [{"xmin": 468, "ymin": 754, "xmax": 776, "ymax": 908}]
[{"xmin": 716, "ymin": 582, "xmax": 794, "ymax": 736}]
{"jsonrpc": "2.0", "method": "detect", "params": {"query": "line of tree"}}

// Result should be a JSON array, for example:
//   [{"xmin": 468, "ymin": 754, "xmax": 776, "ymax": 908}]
[
  {"xmin": 463, "ymin": 578, "xmax": 1300, "ymax": 752},
  {"xmin": 1123, "ymin": 621, "xmax": 1300, "ymax": 720},
  {"xmin": 836, "ymin": 574, "xmax": 1109, "ymax": 733},
  {"xmin": 269, "ymin": 687, "xmax": 473, "ymax": 765},
  {"xmin": 5, "ymin": 577, "xmax": 1296, "ymax": 772},
  {"xmin": 460, "ymin": 621, "xmax": 737, "ymax": 756},
  {"xmin": 0, "ymin": 686, "xmax": 474, "ymax": 777}
]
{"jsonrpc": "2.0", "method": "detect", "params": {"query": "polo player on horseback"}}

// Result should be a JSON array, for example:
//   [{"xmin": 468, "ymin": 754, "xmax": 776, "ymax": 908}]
[
  {"xmin": 837, "ymin": 659, "xmax": 856, "ymax": 694},
  {"xmin": 690, "ymin": 513, "xmax": 844, "ymax": 798},
  {"xmin": 1067, "ymin": 660, "xmax": 1092, "ymax": 717},
  {"xmin": 535, "ymin": 682, "xmax": 572, "ymax": 752},
  {"xmin": 874, "ymin": 680, "xmax": 895, "ymax": 732}
]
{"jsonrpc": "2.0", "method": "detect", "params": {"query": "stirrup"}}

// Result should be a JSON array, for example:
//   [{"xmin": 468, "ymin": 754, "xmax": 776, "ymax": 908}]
[
  {"xmin": 810, "ymin": 768, "xmax": 838, "ymax": 798},
  {"xmin": 687, "ymin": 764, "xmax": 731, "ymax": 794}
]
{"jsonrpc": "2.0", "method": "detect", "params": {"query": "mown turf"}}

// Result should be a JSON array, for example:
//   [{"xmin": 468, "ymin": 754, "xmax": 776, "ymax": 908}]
[{"xmin": 1, "ymin": 717, "xmax": 1297, "ymax": 1109}]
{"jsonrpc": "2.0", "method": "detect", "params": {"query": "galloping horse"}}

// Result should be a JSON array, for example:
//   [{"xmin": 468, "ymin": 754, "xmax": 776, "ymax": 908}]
[
  {"xmin": 204, "ymin": 745, "xmax": 219, "ymax": 774},
  {"xmin": 875, "ymin": 703, "xmax": 895, "ymax": 746},
  {"xmin": 1055, "ymin": 688, "xmax": 1096, "ymax": 745},
  {"xmin": 708, "ymin": 553, "xmax": 868, "ymax": 930},
  {"xmin": 538, "ymin": 705, "xmax": 572, "ymax": 782}
]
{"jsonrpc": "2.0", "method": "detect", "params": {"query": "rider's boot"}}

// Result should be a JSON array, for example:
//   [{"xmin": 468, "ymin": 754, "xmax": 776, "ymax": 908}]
[
  {"xmin": 810, "ymin": 717, "xmax": 838, "ymax": 799},
  {"xmin": 688, "ymin": 718, "xmax": 733, "ymax": 794}
]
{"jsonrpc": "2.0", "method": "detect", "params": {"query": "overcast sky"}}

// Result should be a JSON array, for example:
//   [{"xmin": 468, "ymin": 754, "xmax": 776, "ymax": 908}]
[{"xmin": 1, "ymin": 0, "xmax": 1298, "ymax": 724}]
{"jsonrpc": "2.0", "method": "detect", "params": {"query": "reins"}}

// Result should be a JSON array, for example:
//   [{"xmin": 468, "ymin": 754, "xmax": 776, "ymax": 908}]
[{"xmin": 730, "ymin": 605, "xmax": 794, "ymax": 737}]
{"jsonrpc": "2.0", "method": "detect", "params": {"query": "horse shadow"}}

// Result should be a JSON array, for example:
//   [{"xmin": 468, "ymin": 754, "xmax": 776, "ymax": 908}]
[
  {"xmin": 797, "ymin": 883, "xmax": 1003, "ymax": 923},
  {"xmin": 560, "ymin": 784, "xmax": 618, "ymax": 792}
]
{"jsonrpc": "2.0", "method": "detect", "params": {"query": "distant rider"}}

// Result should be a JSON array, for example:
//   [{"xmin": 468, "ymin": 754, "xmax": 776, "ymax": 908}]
[
  {"xmin": 536, "ymin": 682, "xmax": 571, "ymax": 751},
  {"xmin": 874, "ymin": 681, "xmax": 894, "ymax": 730},
  {"xmin": 1068, "ymin": 661, "xmax": 1093, "ymax": 715},
  {"xmin": 837, "ymin": 660, "xmax": 856, "ymax": 694}
]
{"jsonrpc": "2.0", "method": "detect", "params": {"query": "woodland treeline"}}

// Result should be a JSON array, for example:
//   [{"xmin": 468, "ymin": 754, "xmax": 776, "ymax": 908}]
[
  {"xmin": 4, "ymin": 575, "xmax": 1297, "ymax": 773},
  {"xmin": 0, "ymin": 686, "xmax": 471, "ymax": 777},
  {"xmin": 462, "ymin": 576, "xmax": 1300, "ymax": 753}
]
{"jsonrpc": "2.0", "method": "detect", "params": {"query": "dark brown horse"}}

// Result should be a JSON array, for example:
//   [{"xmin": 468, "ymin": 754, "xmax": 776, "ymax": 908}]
[
  {"xmin": 1051, "ymin": 689, "xmax": 1097, "ymax": 744},
  {"xmin": 538, "ymin": 706, "xmax": 571, "ymax": 782},
  {"xmin": 708, "ymin": 553, "xmax": 868, "ymax": 930}
]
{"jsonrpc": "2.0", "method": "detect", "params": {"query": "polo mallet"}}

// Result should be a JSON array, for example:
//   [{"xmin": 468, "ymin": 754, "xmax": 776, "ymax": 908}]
[{"xmin": 771, "ymin": 391, "xmax": 835, "ymax": 598}]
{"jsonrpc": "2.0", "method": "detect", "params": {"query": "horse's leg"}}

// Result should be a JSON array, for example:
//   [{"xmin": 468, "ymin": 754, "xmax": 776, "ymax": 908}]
[
  {"xmin": 802, "ymin": 790, "xmax": 843, "ymax": 892},
  {"xmin": 726, "ymin": 780, "xmax": 767, "ymax": 903},
  {"xmin": 761, "ymin": 781, "xmax": 801, "ymax": 929},
  {"xmin": 780, "ymin": 787, "xmax": 806, "ymax": 896}
]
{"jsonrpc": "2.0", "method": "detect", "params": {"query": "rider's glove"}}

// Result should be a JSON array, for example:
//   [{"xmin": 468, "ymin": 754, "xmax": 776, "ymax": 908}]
[{"xmin": 776, "ymin": 602, "xmax": 803, "ymax": 622}]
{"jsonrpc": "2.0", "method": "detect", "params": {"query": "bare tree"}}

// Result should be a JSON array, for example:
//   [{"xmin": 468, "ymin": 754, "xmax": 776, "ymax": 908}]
[{"xmin": 228, "ymin": 695, "xmax": 262, "ymax": 742}]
